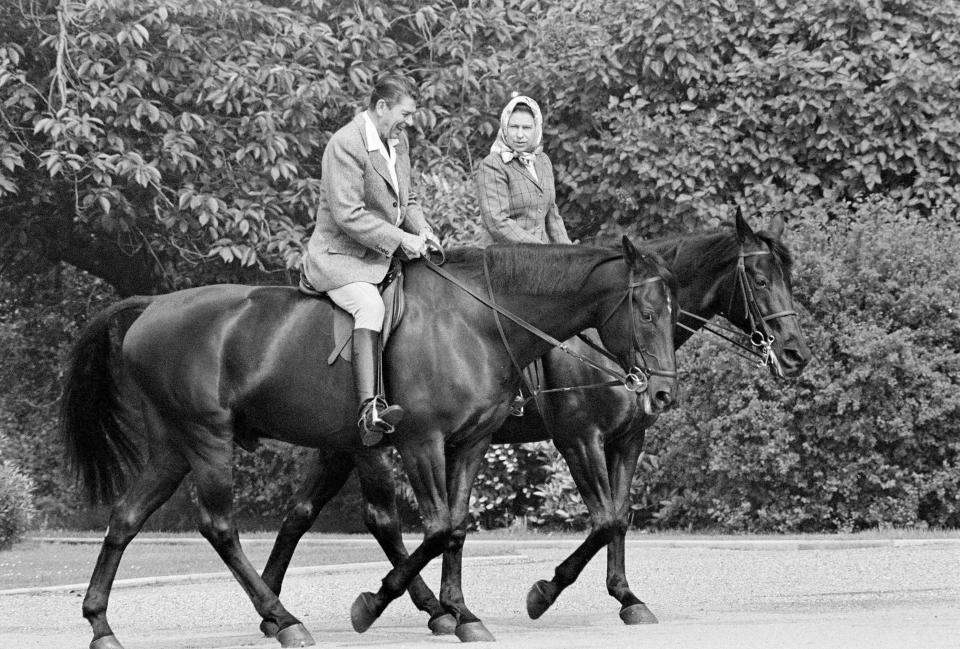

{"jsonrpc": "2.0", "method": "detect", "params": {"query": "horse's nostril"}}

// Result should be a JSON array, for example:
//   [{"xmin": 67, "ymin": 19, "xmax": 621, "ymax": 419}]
[
  {"xmin": 655, "ymin": 390, "xmax": 673, "ymax": 409},
  {"xmin": 782, "ymin": 347, "xmax": 809, "ymax": 369}
]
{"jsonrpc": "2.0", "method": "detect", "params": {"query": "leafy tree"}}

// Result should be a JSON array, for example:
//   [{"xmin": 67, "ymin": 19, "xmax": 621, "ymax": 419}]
[
  {"xmin": 523, "ymin": 0, "xmax": 960, "ymax": 238},
  {"xmin": 0, "ymin": 0, "xmax": 538, "ymax": 293}
]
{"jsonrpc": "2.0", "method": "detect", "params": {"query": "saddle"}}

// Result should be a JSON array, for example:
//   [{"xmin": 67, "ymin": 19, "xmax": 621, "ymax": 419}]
[{"xmin": 298, "ymin": 263, "xmax": 406, "ymax": 365}]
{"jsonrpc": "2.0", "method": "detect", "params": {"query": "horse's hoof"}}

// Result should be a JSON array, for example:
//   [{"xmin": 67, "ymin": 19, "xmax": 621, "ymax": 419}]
[
  {"xmin": 455, "ymin": 621, "xmax": 496, "ymax": 642},
  {"xmin": 277, "ymin": 622, "xmax": 315, "ymax": 647},
  {"xmin": 620, "ymin": 603, "xmax": 659, "ymax": 625},
  {"xmin": 526, "ymin": 579, "xmax": 560, "ymax": 620},
  {"xmin": 260, "ymin": 619, "xmax": 279, "ymax": 638},
  {"xmin": 428, "ymin": 613, "xmax": 458, "ymax": 635},
  {"xmin": 351, "ymin": 592, "xmax": 379, "ymax": 633},
  {"xmin": 90, "ymin": 635, "xmax": 125, "ymax": 649}
]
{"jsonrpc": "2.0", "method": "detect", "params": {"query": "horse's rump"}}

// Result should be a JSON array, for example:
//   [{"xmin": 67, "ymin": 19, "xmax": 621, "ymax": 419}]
[{"xmin": 121, "ymin": 284, "xmax": 357, "ymax": 444}]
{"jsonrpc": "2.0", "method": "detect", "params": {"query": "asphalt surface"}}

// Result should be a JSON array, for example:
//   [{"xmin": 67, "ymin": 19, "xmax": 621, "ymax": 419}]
[{"xmin": 2, "ymin": 538, "xmax": 958, "ymax": 649}]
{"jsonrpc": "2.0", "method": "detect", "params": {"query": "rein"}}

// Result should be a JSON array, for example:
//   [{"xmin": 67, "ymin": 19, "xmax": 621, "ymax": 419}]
[
  {"xmin": 678, "ymin": 248, "xmax": 797, "ymax": 372},
  {"xmin": 422, "ymin": 253, "xmax": 659, "ymax": 395}
]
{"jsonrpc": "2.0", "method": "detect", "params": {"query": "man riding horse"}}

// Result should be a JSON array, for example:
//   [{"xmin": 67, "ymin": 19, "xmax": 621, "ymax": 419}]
[{"xmin": 299, "ymin": 73, "xmax": 442, "ymax": 446}]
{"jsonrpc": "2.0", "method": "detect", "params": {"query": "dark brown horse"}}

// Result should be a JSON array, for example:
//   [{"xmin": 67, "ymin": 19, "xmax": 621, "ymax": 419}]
[
  {"xmin": 254, "ymin": 211, "xmax": 811, "ymax": 637},
  {"xmin": 61, "ymin": 239, "xmax": 678, "ymax": 649}
]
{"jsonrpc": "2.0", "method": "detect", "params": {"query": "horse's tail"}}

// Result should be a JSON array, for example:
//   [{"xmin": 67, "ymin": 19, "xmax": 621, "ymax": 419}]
[{"xmin": 60, "ymin": 295, "xmax": 154, "ymax": 505}]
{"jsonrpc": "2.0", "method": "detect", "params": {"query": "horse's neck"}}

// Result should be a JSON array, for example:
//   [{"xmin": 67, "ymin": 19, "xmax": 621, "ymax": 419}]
[
  {"xmin": 659, "ymin": 235, "xmax": 732, "ymax": 341},
  {"xmin": 490, "ymin": 290, "xmax": 598, "ymax": 363}
]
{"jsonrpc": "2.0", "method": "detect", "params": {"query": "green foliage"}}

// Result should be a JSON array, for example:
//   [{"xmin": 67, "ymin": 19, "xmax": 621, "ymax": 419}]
[
  {"xmin": 0, "ymin": 265, "xmax": 117, "ymax": 525},
  {"xmin": 0, "ymin": 457, "xmax": 36, "ymax": 549},
  {"xmin": 0, "ymin": 0, "xmax": 537, "ymax": 287},
  {"xmin": 638, "ymin": 200, "xmax": 960, "ymax": 532},
  {"xmin": 469, "ymin": 444, "xmax": 550, "ymax": 530},
  {"xmin": 5, "ymin": 0, "xmax": 960, "ymax": 284},
  {"xmin": 525, "ymin": 0, "xmax": 960, "ymax": 237},
  {"xmin": 2, "ymin": 1, "xmax": 959, "ymax": 532}
]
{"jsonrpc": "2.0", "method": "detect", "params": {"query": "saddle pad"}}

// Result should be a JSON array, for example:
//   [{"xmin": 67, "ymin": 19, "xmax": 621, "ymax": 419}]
[{"xmin": 321, "ymin": 272, "xmax": 405, "ymax": 365}]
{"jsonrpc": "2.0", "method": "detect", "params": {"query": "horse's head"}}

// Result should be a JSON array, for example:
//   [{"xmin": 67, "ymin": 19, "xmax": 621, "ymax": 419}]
[
  {"xmin": 595, "ymin": 236, "xmax": 678, "ymax": 415},
  {"xmin": 718, "ymin": 208, "xmax": 811, "ymax": 378}
]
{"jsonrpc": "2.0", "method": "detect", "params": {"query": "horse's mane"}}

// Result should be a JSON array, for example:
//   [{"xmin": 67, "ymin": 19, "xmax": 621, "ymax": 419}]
[
  {"xmin": 648, "ymin": 224, "xmax": 793, "ymax": 282},
  {"xmin": 441, "ymin": 244, "xmax": 622, "ymax": 295}
]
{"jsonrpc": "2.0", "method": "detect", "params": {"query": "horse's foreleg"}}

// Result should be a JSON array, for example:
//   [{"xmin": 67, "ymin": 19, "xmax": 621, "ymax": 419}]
[
  {"xmin": 192, "ymin": 437, "xmax": 314, "ymax": 648},
  {"xmin": 350, "ymin": 437, "xmax": 452, "ymax": 635},
  {"xmin": 259, "ymin": 449, "xmax": 354, "ymax": 638},
  {"xmin": 527, "ymin": 429, "xmax": 621, "ymax": 621},
  {"xmin": 438, "ymin": 436, "xmax": 495, "ymax": 642},
  {"xmin": 605, "ymin": 432, "xmax": 658, "ymax": 625},
  {"xmin": 83, "ymin": 447, "xmax": 189, "ymax": 649},
  {"xmin": 354, "ymin": 450, "xmax": 455, "ymax": 635}
]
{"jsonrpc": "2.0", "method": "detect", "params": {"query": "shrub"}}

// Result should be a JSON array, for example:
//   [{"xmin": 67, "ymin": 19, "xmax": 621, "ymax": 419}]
[
  {"xmin": 639, "ymin": 199, "xmax": 960, "ymax": 532},
  {"xmin": 470, "ymin": 443, "xmax": 551, "ymax": 530},
  {"xmin": 0, "ymin": 458, "xmax": 36, "ymax": 549},
  {"xmin": 525, "ymin": 0, "xmax": 960, "ymax": 239}
]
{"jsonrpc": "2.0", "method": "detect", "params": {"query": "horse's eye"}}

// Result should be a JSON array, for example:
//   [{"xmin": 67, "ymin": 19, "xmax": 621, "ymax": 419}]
[
  {"xmin": 640, "ymin": 311, "xmax": 654, "ymax": 323},
  {"xmin": 755, "ymin": 277, "xmax": 768, "ymax": 289}
]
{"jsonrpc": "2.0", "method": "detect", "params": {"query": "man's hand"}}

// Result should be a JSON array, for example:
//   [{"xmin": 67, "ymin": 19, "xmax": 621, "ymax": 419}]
[
  {"xmin": 421, "ymin": 229, "xmax": 443, "ymax": 253},
  {"xmin": 399, "ymin": 232, "xmax": 428, "ymax": 259}
]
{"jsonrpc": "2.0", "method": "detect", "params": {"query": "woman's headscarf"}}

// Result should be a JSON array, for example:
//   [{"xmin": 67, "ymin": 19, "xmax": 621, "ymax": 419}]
[{"xmin": 489, "ymin": 95, "xmax": 543, "ymax": 166}]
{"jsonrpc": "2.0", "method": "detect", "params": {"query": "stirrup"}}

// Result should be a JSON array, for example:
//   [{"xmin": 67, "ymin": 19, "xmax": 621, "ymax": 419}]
[
  {"xmin": 509, "ymin": 391, "xmax": 525, "ymax": 417},
  {"xmin": 358, "ymin": 397, "xmax": 404, "ymax": 446}
]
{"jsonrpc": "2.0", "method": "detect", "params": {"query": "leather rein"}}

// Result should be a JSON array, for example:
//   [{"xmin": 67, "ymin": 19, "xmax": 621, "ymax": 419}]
[
  {"xmin": 678, "ymin": 248, "xmax": 797, "ymax": 373},
  {"xmin": 423, "ymin": 250, "xmax": 674, "ymax": 395}
]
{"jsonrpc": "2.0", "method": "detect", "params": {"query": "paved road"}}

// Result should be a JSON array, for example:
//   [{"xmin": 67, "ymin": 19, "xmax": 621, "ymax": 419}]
[{"xmin": 2, "ymin": 539, "xmax": 958, "ymax": 649}]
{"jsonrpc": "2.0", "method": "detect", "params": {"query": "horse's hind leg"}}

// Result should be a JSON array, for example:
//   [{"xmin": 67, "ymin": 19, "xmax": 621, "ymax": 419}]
[
  {"xmin": 354, "ymin": 449, "xmax": 455, "ymax": 635},
  {"xmin": 190, "ymin": 433, "xmax": 314, "ymax": 648},
  {"xmin": 258, "ymin": 449, "xmax": 355, "ymax": 637},
  {"xmin": 605, "ymin": 433, "xmax": 658, "ymax": 624},
  {"xmin": 83, "ymin": 444, "xmax": 190, "ymax": 648}
]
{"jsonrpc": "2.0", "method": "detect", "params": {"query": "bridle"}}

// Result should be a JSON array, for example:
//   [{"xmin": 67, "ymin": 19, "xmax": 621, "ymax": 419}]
[
  {"xmin": 422, "ymin": 251, "xmax": 675, "ymax": 396},
  {"xmin": 678, "ymin": 247, "xmax": 797, "ymax": 373}
]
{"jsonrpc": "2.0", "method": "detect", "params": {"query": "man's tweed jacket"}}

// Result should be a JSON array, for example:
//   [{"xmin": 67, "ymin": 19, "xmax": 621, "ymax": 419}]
[
  {"xmin": 302, "ymin": 112, "xmax": 431, "ymax": 292},
  {"xmin": 476, "ymin": 151, "xmax": 571, "ymax": 245}
]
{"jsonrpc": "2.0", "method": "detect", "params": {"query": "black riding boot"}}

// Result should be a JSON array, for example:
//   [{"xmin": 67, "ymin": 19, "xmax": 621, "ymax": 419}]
[{"xmin": 352, "ymin": 328, "xmax": 404, "ymax": 446}]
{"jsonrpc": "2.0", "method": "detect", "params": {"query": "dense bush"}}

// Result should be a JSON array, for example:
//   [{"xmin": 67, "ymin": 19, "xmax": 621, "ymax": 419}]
[
  {"xmin": 0, "ymin": 456, "xmax": 35, "ymax": 549},
  {"xmin": 528, "ymin": 0, "xmax": 960, "ymax": 236},
  {"xmin": 0, "ymin": 264, "xmax": 116, "ymax": 526},
  {"xmin": 637, "ymin": 199, "xmax": 960, "ymax": 532}
]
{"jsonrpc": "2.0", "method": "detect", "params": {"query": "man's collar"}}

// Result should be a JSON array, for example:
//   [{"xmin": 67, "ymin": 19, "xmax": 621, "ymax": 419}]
[{"xmin": 362, "ymin": 111, "xmax": 399, "ymax": 153}]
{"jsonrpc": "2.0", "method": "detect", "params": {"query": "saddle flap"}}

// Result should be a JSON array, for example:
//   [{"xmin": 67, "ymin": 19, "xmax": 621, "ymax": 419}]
[{"xmin": 325, "ymin": 269, "xmax": 405, "ymax": 365}]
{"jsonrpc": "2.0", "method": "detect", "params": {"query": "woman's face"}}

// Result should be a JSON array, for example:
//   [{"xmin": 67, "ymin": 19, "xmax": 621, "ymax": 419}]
[{"xmin": 505, "ymin": 109, "xmax": 536, "ymax": 152}]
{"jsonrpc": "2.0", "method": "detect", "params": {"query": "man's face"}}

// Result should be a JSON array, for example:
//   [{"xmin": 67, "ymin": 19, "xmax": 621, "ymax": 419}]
[{"xmin": 374, "ymin": 95, "xmax": 417, "ymax": 141}]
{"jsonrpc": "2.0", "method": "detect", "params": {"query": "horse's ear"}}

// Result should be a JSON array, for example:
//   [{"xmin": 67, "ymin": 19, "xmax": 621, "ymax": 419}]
[
  {"xmin": 622, "ymin": 235, "xmax": 640, "ymax": 266},
  {"xmin": 735, "ymin": 205, "xmax": 755, "ymax": 245},
  {"xmin": 766, "ymin": 212, "xmax": 785, "ymax": 241}
]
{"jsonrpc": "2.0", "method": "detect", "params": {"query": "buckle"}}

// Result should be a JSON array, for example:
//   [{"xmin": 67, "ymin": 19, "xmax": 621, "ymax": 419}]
[{"xmin": 623, "ymin": 368, "xmax": 648, "ymax": 393}]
